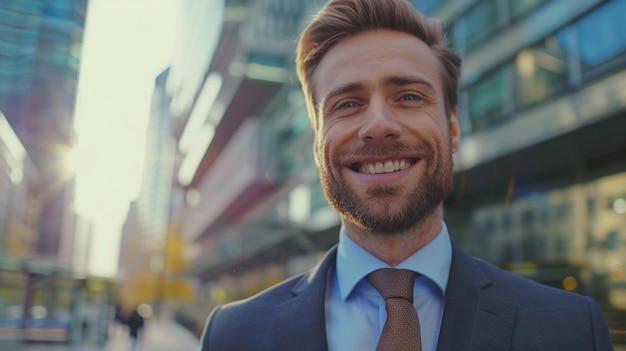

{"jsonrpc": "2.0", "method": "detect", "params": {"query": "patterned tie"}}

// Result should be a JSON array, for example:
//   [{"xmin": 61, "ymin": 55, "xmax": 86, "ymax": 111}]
[{"xmin": 366, "ymin": 268, "xmax": 421, "ymax": 351}]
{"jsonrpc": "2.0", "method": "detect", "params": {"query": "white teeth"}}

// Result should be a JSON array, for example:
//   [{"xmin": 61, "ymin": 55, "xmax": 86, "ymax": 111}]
[
  {"xmin": 359, "ymin": 160, "xmax": 411, "ymax": 174},
  {"xmin": 384, "ymin": 161, "xmax": 394, "ymax": 172},
  {"xmin": 375, "ymin": 162, "xmax": 384, "ymax": 173}
]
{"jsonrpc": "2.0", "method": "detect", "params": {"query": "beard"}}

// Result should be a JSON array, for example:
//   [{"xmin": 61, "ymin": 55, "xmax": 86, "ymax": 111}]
[{"xmin": 319, "ymin": 139, "xmax": 454, "ymax": 235}]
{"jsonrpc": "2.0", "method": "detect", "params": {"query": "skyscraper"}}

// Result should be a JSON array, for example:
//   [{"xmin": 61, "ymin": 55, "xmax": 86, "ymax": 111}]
[{"xmin": 0, "ymin": 0, "xmax": 88, "ymax": 256}]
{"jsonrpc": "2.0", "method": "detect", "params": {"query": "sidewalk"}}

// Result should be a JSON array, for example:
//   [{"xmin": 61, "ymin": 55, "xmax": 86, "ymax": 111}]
[{"xmin": 18, "ymin": 316, "xmax": 201, "ymax": 351}]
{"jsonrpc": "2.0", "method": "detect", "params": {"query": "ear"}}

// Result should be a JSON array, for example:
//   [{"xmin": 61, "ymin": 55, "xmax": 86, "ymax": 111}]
[{"xmin": 448, "ymin": 106, "xmax": 461, "ymax": 153}]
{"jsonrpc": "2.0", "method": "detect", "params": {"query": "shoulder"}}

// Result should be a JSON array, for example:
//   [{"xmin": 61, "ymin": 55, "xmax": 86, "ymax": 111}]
[
  {"xmin": 200, "ymin": 247, "xmax": 337, "ymax": 350},
  {"xmin": 200, "ymin": 273, "xmax": 304, "ymax": 350},
  {"xmin": 472, "ymin": 257, "xmax": 610, "ymax": 334},
  {"xmin": 473, "ymin": 257, "xmax": 585, "ymax": 304},
  {"xmin": 208, "ymin": 271, "xmax": 306, "ymax": 323},
  {"xmin": 200, "ymin": 249, "xmax": 337, "ymax": 350},
  {"xmin": 451, "ymin": 242, "xmax": 590, "ymax": 306},
  {"xmin": 477, "ymin": 259, "xmax": 612, "ymax": 348}
]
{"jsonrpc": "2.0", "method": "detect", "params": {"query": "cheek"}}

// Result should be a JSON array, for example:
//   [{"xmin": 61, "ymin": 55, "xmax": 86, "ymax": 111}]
[
  {"xmin": 418, "ymin": 111, "xmax": 450, "ymax": 141},
  {"xmin": 316, "ymin": 129, "xmax": 345, "ymax": 174},
  {"xmin": 325, "ymin": 119, "xmax": 359, "ymax": 145},
  {"xmin": 314, "ymin": 133, "xmax": 333, "ymax": 171}
]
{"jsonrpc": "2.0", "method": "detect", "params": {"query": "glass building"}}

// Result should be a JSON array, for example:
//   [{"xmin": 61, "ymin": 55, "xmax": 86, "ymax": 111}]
[
  {"xmin": 0, "ymin": 0, "xmax": 101, "ymax": 346},
  {"xmin": 0, "ymin": 0, "xmax": 87, "ymax": 256}
]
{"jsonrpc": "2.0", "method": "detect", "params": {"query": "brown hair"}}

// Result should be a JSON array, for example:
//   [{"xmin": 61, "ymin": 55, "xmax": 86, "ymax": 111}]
[{"xmin": 295, "ymin": 0, "xmax": 462, "ymax": 129}]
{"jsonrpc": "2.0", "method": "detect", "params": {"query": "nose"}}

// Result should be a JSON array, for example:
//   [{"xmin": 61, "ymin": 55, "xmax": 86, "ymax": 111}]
[{"xmin": 357, "ymin": 99, "xmax": 402, "ymax": 142}]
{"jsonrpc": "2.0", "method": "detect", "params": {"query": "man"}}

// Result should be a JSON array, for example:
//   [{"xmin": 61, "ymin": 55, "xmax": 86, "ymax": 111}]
[{"xmin": 200, "ymin": 0, "xmax": 613, "ymax": 350}]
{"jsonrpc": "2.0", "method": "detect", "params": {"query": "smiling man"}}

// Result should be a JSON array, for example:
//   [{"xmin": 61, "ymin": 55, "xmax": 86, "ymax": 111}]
[
  {"xmin": 200, "ymin": 1, "xmax": 613, "ymax": 350},
  {"xmin": 312, "ymin": 28, "xmax": 460, "ymax": 266}
]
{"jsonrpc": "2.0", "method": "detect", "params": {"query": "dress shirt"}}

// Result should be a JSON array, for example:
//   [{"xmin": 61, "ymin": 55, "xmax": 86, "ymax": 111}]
[{"xmin": 325, "ymin": 222, "xmax": 452, "ymax": 351}]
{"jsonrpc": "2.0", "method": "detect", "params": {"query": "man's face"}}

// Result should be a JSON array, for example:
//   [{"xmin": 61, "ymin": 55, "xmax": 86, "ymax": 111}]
[{"xmin": 311, "ymin": 29, "xmax": 461, "ymax": 235}]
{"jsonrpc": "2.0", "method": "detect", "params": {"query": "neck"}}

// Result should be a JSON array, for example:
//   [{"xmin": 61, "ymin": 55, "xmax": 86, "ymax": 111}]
[{"xmin": 343, "ymin": 206, "xmax": 443, "ymax": 266}]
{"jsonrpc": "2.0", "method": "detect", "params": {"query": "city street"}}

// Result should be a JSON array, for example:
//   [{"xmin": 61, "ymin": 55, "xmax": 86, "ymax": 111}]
[
  {"xmin": 0, "ymin": 0, "xmax": 625, "ymax": 349},
  {"xmin": 17, "ymin": 315, "xmax": 200, "ymax": 351}
]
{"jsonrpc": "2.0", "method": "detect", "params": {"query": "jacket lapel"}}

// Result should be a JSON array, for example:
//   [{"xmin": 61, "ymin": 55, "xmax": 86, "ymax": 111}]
[
  {"xmin": 436, "ymin": 242, "xmax": 515, "ymax": 351},
  {"xmin": 273, "ymin": 247, "xmax": 337, "ymax": 351}
]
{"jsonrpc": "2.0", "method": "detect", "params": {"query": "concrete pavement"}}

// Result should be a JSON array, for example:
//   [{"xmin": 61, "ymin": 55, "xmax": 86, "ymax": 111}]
[{"xmin": 17, "ymin": 315, "xmax": 201, "ymax": 351}]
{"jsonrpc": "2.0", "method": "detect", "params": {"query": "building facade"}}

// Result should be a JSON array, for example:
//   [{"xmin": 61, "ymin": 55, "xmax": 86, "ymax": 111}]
[
  {"xmin": 118, "ymin": 68, "xmax": 196, "ymax": 309},
  {"xmin": 0, "ymin": 0, "xmax": 88, "ymax": 257},
  {"xmin": 0, "ymin": 0, "xmax": 96, "ymax": 345}
]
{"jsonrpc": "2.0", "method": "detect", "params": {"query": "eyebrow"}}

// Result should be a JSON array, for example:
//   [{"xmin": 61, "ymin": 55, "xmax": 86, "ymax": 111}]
[
  {"xmin": 321, "ymin": 82, "xmax": 366, "ymax": 108},
  {"xmin": 323, "ymin": 75, "xmax": 436, "ymax": 100},
  {"xmin": 383, "ymin": 75, "xmax": 437, "ymax": 94}
]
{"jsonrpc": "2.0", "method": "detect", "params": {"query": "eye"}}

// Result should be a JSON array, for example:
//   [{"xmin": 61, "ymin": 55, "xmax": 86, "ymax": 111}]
[
  {"xmin": 324, "ymin": 98, "xmax": 362, "ymax": 118},
  {"xmin": 399, "ymin": 93, "xmax": 423, "ymax": 102},
  {"xmin": 338, "ymin": 100, "xmax": 359, "ymax": 109}
]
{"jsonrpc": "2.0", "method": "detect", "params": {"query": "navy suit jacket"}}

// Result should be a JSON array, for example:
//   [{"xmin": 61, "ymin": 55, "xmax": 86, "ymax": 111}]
[{"xmin": 201, "ymin": 241, "xmax": 613, "ymax": 350}]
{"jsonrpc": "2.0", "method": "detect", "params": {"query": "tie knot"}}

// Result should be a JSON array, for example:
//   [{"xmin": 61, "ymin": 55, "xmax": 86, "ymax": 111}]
[{"xmin": 366, "ymin": 268, "xmax": 417, "ymax": 302}]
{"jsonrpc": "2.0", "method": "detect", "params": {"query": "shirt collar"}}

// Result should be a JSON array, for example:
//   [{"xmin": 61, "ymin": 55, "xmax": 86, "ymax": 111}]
[{"xmin": 336, "ymin": 222, "xmax": 452, "ymax": 300}]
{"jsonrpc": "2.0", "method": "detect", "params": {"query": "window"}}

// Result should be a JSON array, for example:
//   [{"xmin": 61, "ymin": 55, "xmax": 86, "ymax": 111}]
[
  {"xmin": 410, "ymin": 0, "xmax": 449, "ymax": 14},
  {"xmin": 513, "ymin": 33, "xmax": 570, "ymax": 108},
  {"xmin": 575, "ymin": 0, "xmax": 626, "ymax": 73},
  {"xmin": 467, "ymin": 69, "xmax": 506, "ymax": 132},
  {"xmin": 463, "ymin": 0, "xmax": 500, "ymax": 51},
  {"xmin": 509, "ymin": 0, "xmax": 547, "ymax": 21}
]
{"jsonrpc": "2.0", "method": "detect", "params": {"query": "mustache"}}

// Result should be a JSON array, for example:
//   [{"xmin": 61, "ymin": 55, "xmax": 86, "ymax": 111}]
[{"xmin": 335, "ymin": 141, "xmax": 434, "ymax": 162}]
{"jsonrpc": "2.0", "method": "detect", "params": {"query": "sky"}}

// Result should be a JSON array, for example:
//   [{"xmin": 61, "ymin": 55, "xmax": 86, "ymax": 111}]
[{"xmin": 73, "ymin": 0, "xmax": 180, "ymax": 277}]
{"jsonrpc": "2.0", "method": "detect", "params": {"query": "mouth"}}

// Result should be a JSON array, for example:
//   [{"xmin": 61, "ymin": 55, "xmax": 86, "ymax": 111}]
[{"xmin": 351, "ymin": 159, "xmax": 418, "ymax": 174}]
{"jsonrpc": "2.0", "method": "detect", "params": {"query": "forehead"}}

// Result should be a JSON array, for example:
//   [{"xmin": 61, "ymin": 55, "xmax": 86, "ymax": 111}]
[{"xmin": 312, "ymin": 29, "xmax": 443, "ymax": 102}]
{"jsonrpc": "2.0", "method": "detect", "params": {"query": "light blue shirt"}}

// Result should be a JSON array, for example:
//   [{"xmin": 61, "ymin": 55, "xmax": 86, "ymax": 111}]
[{"xmin": 325, "ymin": 222, "xmax": 452, "ymax": 351}]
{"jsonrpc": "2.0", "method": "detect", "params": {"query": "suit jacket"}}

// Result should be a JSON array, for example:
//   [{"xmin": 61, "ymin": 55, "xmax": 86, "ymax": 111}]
[{"xmin": 201, "ymin": 241, "xmax": 613, "ymax": 350}]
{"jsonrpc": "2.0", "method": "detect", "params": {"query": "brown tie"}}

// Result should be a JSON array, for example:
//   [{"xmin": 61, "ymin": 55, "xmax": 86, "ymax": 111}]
[{"xmin": 366, "ymin": 268, "xmax": 421, "ymax": 351}]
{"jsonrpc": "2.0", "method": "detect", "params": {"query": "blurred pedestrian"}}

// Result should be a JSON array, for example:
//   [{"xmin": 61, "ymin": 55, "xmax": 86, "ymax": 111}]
[
  {"xmin": 127, "ymin": 306, "xmax": 144, "ymax": 351},
  {"xmin": 199, "ymin": 0, "xmax": 613, "ymax": 350}
]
